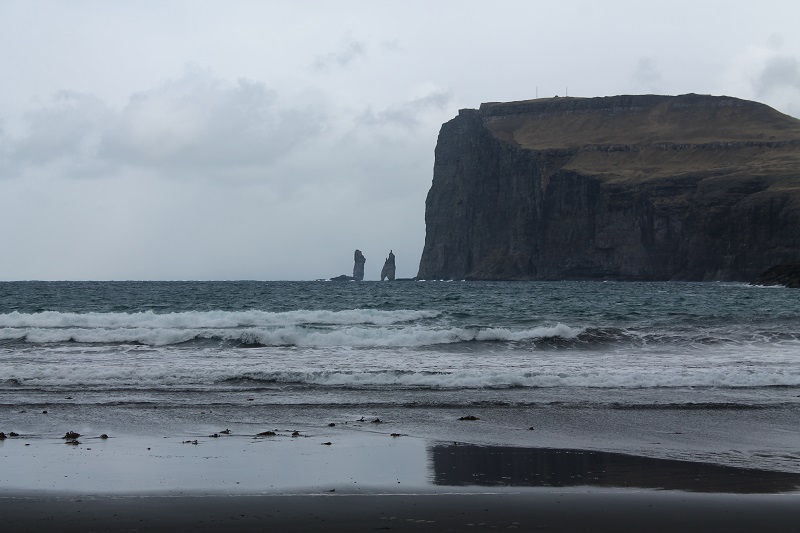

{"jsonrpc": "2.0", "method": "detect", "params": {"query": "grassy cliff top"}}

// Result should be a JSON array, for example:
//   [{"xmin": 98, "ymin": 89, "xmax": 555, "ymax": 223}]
[
  {"xmin": 480, "ymin": 94, "xmax": 800, "ymax": 182},
  {"xmin": 482, "ymin": 94, "xmax": 800, "ymax": 149}
]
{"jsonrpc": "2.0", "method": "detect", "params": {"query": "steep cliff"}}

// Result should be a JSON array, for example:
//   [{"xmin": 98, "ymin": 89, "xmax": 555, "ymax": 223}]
[{"xmin": 417, "ymin": 94, "xmax": 800, "ymax": 281}]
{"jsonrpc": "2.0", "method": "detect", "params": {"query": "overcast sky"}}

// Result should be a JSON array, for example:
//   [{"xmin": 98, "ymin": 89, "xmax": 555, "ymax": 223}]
[{"xmin": 2, "ymin": 0, "xmax": 799, "ymax": 280}]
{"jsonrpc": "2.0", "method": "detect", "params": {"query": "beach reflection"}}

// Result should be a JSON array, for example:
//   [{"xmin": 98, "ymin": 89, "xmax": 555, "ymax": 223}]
[{"xmin": 430, "ymin": 444, "xmax": 800, "ymax": 494}]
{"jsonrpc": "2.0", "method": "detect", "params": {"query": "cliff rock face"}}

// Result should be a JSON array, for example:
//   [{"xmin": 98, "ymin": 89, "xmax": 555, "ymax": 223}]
[
  {"xmin": 380, "ymin": 250, "xmax": 396, "ymax": 281},
  {"xmin": 417, "ymin": 94, "xmax": 800, "ymax": 281},
  {"xmin": 353, "ymin": 249, "xmax": 366, "ymax": 281}
]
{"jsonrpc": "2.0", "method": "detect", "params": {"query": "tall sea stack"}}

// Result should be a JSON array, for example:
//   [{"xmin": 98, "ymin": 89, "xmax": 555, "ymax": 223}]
[
  {"xmin": 353, "ymin": 249, "xmax": 366, "ymax": 281},
  {"xmin": 417, "ymin": 94, "xmax": 800, "ymax": 281},
  {"xmin": 380, "ymin": 250, "xmax": 396, "ymax": 281}
]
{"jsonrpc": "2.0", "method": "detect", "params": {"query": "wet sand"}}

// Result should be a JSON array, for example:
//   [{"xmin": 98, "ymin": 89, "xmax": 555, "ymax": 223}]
[
  {"xmin": 2, "ymin": 425, "xmax": 799, "ymax": 531},
  {"xmin": 3, "ymin": 489, "xmax": 800, "ymax": 532}
]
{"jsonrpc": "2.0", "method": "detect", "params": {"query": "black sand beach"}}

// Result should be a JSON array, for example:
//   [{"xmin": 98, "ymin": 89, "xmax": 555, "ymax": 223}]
[
  {"xmin": 2, "ymin": 431, "xmax": 799, "ymax": 532},
  {"xmin": 3, "ymin": 489, "xmax": 800, "ymax": 532}
]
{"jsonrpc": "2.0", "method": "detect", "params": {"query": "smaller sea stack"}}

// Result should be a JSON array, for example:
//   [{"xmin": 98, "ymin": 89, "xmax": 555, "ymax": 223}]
[{"xmin": 381, "ymin": 251, "xmax": 396, "ymax": 281}]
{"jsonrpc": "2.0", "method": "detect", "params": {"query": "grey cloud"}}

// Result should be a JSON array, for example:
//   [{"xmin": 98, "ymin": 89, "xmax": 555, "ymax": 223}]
[
  {"xmin": 4, "ymin": 73, "xmax": 327, "ymax": 182},
  {"xmin": 0, "ymin": 91, "xmax": 114, "ymax": 179},
  {"xmin": 100, "ymin": 73, "xmax": 326, "ymax": 177},
  {"xmin": 768, "ymin": 33, "xmax": 785, "ymax": 51},
  {"xmin": 755, "ymin": 55, "xmax": 800, "ymax": 96},
  {"xmin": 0, "ymin": 122, "xmax": 7, "ymax": 176},
  {"xmin": 358, "ymin": 90, "xmax": 453, "ymax": 129},
  {"xmin": 380, "ymin": 39, "xmax": 403, "ymax": 52},
  {"xmin": 312, "ymin": 39, "xmax": 366, "ymax": 71},
  {"xmin": 632, "ymin": 57, "xmax": 663, "ymax": 92},
  {"xmin": 10, "ymin": 91, "xmax": 110, "ymax": 164}
]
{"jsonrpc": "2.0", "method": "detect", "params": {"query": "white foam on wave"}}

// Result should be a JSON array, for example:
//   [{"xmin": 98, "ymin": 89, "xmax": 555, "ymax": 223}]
[
  {"xmin": 4, "ymin": 329, "xmax": 799, "ymax": 390},
  {"xmin": 0, "ymin": 323, "xmax": 583, "ymax": 347},
  {"xmin": 6, "ymin": 364, "xmax": 800, "ymax": 389},
  {"xmin": 0, "ymin": 309, "xmax": 440, "ymax": 329},
  {"xmin": 260, "ymin": 368, "xmax": 800, "ymax": 389},
  {"xmin": 243, "ymin": 323, "xmax": 582, "ymax": 347}
]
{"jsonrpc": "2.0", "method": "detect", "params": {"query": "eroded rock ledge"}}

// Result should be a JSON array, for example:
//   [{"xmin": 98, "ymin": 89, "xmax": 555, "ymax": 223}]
[{"xmin": 751, "ymin": 265, "xmax": 800, "ymax": 288}]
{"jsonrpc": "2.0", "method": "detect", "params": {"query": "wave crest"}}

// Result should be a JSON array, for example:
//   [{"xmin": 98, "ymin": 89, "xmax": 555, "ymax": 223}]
[
  {"xmin": 0, "ymin": 323, "xmax": 583, "ymax": 347},
  {"xmin": 0, "ymin": 308, "xmax": 441, "ymax": 329},
  {"xmin": 6, "ymin": 367, "xmax": 800, "ymax": 390}
]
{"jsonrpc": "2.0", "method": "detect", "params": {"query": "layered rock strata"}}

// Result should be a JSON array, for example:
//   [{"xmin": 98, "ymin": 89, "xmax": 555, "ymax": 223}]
[{"xmin": 417, "ymin": 94, "xmax": 800, "ymax": 281}]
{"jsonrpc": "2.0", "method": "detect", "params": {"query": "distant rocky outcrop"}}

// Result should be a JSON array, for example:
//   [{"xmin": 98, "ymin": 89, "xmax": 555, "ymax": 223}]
[
  {"xmin": 751, "ymin": 265, "xmax": 800, "ymax": 288},
  {"xmin": 353, "ymin": 249, "xmax": 366, "ymax": 281},
  {"xmin": 327, "ymin": 249, "xmax": 366, "ymax": 281},
  {"xmin": 381, "ymin": 250, "xmax": 396, "ymax": 281},
  {"xmin": 418, "ymin": 94, "xmax": 800, "ymax": 281}
]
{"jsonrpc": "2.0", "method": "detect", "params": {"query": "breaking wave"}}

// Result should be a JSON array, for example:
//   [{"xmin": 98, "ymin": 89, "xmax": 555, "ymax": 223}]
[
  {"xmin": 6, "ymin": 367, "xmax": 800, "ymax": 390},
  {"xmin": 0, "ymin": 309, "xmax": 440, "ymax": 329},
  {"xmin": 214, "ymin": 369, "xmax": 800, "ymax": 389},
  {"xmin": 0, "ymin": 322, "xmax": 583, "ymax": 347}
]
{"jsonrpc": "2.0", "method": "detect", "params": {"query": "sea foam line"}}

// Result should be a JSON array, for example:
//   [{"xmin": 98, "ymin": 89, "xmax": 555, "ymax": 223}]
[
  {"xmin": 0, "ymin": 323, "xmax": 583, "ymax": 347},
  {"xmin": 5, "ymin": 367, "xmax": 800, "ymax": 389},
  {"xmin": 0, "ymin": 309, "xmax": 441, "ymax": 329}
]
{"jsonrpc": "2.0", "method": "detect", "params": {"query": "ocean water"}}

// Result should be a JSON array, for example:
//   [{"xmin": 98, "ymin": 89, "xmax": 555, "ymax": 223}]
[{"xmin": 2, "ymin": 280, "xmax": 799, "ymax": 475}]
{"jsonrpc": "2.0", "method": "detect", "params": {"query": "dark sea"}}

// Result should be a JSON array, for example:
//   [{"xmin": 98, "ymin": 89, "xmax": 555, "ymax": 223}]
[{"xmin": 2, "ymin": 280, "xmax": 799, "ymax": 476}]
